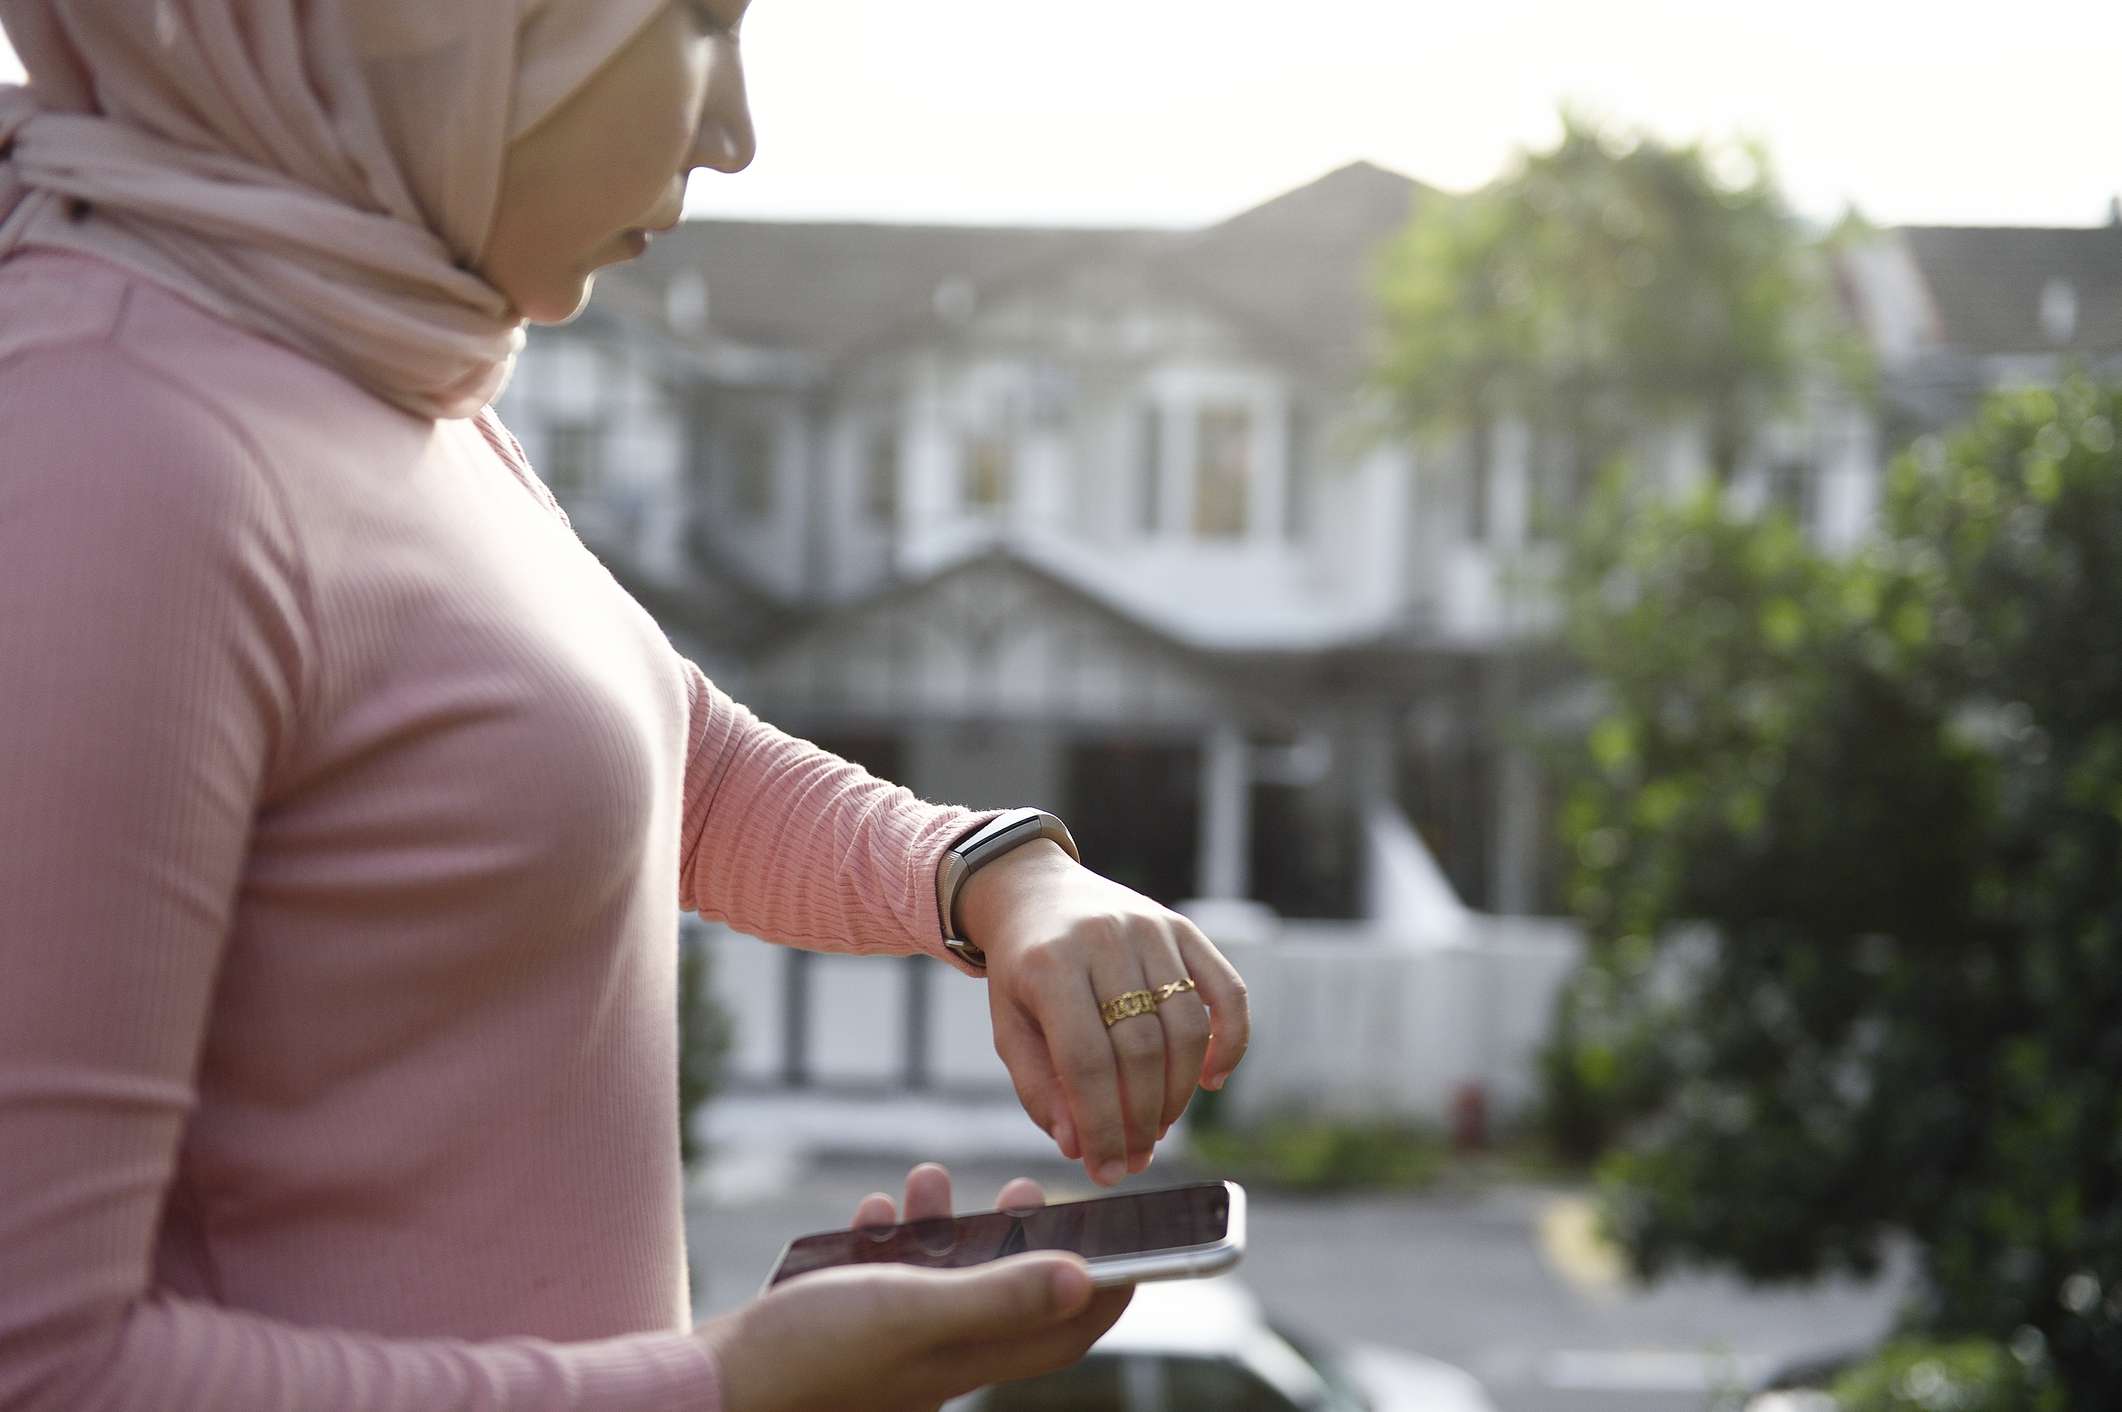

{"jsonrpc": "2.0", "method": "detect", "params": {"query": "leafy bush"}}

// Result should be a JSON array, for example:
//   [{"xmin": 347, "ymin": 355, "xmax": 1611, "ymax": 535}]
[
  {"xmin": 1186, "ymin": 1112, "xmax": 1445, "ymax": 1192},
  {"xmin": 1830, "ymin": 1337, "xmax": 2064, "ymax": 1412},
  {"xmin": 677, "ymin": 926, "xmax": 734, "ymax": 1169},
  {"xmin": 1546, "ymin": 375, "xmax": 2122, "ymax": 1404}
]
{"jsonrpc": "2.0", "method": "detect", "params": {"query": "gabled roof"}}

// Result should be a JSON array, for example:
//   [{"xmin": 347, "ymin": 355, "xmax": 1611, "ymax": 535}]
[
  {"xmin": 1897, "ymin": 222, "xmax": 2122, "ymax": 356},
  {"xmin": 743, "ymin": 543, "xmax": 1306, "ymax": 733},
  {"xmin": 1150, "ymin": 161, "xmax": 1442, "ymax": 381},
  {"xmin": 601, "ymin": 161, "xmax": 1441, "ymax": 383},
  {"xmin": 612, "ymin": 218, "xmax": 1144, "ymax": 363}
]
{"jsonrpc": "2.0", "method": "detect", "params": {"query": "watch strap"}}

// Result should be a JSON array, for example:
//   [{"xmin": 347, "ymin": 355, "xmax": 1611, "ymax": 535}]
[{"xmin": 936, "ymin": 807, "xmax": 1080, "ymax": 969}]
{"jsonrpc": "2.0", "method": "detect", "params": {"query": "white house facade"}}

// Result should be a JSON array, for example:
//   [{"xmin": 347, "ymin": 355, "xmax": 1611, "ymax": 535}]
[{"xmin": 496, "ymin": 163, "xmax": 2122, "ymax": 1115}]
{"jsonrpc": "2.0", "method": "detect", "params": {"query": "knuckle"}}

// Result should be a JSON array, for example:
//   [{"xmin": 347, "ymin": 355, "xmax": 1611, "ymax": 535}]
[
  {"xmin": 1111, "ymin": 1024, "xmax": 1162, "ymax": 1060},
  {"xmin": 1018, "ymin": 941, "xmax": 1069, "ymax": 981},
  {"xmin": 1060, "ymin": 1049, "xmax": 1108, "ymax": 1087},
  {"xmin": 1166, "ymin": 999, "xmax": 1211, "ymax": 1037}
]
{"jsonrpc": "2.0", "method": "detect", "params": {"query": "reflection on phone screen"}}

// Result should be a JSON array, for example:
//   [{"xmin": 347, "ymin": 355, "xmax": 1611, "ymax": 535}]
[{"xmin": 769, "ymin": 1183, "xmax": 1229, "ymax": 1284}]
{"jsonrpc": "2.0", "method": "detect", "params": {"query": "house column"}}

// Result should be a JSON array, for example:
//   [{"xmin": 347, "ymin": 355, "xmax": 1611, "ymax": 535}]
[
  {"xmin": 900, "ymin": 357, "xmax": 956, "ymax": 559},
  {"xmin": 1196, "ymin": 721, "xmax": 1250, "ymax": 900},
  {"xmin": 1485, "ymin": 651, "xmax": 1538, "ymax": 916}
]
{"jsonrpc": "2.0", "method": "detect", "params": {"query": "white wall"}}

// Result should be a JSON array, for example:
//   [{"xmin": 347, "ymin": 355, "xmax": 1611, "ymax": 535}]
[{"xmin": 689, "ymin": 912, "xmax": 1585, "ymax": 1125}]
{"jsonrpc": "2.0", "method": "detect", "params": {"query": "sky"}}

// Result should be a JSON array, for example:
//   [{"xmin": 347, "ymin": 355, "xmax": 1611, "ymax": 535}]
[{"xmin": 3, "ymin": 1, "xmax": 2118, "ymax": 232}]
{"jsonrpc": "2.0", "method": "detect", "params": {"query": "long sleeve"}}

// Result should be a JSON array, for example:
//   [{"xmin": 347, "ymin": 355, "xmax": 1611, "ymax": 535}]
[
  {"xmin": 460, "ymin": 404, "xmax": 1002, "ymax": 978},
  {"xmin": 0, "ymin": 346, "xmax": 720, "ymax": 1412},
  {"xmin": 674, "ymin": 657, "xmax": 1000, "ymax": 977}
]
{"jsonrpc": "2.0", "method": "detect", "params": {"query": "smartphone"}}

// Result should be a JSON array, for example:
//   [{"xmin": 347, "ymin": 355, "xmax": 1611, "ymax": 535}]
[{"xmin": 761, "ymin": 1179, "xmax": 1245, "ymax": 1293}]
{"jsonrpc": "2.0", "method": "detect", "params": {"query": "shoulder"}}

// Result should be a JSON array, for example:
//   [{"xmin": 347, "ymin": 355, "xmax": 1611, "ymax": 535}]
[
  {"xmin": 1, "ymin": 293, "xmax": 285, "ymax": 550},
  {"xmin": 0, "ymin": 258, "xmax": 317, "ymax": 701}
]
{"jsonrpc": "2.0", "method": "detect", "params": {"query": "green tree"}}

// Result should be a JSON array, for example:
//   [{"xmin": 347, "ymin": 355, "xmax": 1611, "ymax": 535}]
[
  {"xmin": 1370, "ymin": 107, "xmax": 1870, "ymax": 520},
  {"xmin": 678, "ymin": 928, "xmax": 734, "ymax": 1169},
  {"xmin": 1550, "ymin": 375, "xmax": 2122, "ymax": 1403}
]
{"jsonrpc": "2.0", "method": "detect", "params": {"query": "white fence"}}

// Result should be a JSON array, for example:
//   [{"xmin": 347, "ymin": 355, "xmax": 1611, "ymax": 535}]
[{"xmin": 687, "ymin": 912, "xmax": 1584, "ymax": 1125}]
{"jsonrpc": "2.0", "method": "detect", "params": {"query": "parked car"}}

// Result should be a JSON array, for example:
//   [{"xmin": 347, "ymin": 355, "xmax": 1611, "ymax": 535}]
[
  {"xmin": 943, "ymin": 1273, "xmax": 1497, "ymax": 1412},
  {"xmin": 1740, "ymin": 1346, "xmax": 1872, "ymax": 1412}
]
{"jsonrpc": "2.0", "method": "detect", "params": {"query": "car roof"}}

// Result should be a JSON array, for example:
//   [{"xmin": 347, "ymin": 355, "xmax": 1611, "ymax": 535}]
[{"xmin": 1093, "ymin": 1274, "xmax": 1271, "ymax": 1357}]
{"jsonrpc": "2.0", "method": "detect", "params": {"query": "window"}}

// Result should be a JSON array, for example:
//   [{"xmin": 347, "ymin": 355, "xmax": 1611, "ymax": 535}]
[
  {"xmin": 1765, "ymin": 457, "xmax": 1814, "ymax": 530},
  {"xmin": 1285, "ymin": 402, "xmax": 1310, "ymax": 541},
  {"xmin": 1467, "ymin": 421, "xmax": 1494, "ymax": 543},
  {"xmin": 543, "ymin": 421, "xmax": 598, "ymax": 498},
  {"xmin": 864, "ymin": 426, "xmax": 900, "ymax": 526},
  {"xmin": 726, "ymin": 415, "xmax": 775, "ymax": 519},
  {"xmin": 1528, "ymin": 428, "xmax": 1580, "ymax": 537},
  {"xmin": 976, "ymin": 1353, "xmax": 1128, "ymax": 1411},
  {"xmin": 1136, "ymin": 403, "xmax": 1163, "ymax": 534},
  {"xmin": 1195, "ymin": 404, "xmax": 1251, "ymax": 537},
  {"xmin": 1157, "ymin": 1356, "xmax": 1303, "ymax": 1412},
  {"xmin": 963, "ymin": 432, "xmax": 1013, "ymax": 511}
]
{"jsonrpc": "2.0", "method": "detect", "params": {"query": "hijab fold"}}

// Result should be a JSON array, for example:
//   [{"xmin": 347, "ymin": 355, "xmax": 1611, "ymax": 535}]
[{"xmin": 0, "ymin": 0, "xmax": 666, "ymax": 419}]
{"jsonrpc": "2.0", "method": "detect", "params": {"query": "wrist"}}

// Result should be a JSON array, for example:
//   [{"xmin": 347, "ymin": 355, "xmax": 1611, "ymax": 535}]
[
  {"xmin": 953, "ymin": 838, "xmax": 1072, "ymax": 957},
  {"xmin": 696, "ymin": 1308, "xmax": 782, "ymax": 1412}
]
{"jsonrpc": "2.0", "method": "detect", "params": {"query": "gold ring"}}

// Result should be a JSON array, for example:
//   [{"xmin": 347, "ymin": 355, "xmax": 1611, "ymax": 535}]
[
  {"xmin": 1100, "ymin": 989, "xmax": 1157, "ymax": 1027},
  {"xmin": 1100, "ymin": 979, "xmax": 1197, "ymax": 1027}
]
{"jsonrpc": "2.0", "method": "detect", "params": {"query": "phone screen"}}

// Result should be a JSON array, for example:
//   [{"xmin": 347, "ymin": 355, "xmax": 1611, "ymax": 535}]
[{"xmin": 766, "ymin": 1181, "xmax": 1232, "ymax": 1286}]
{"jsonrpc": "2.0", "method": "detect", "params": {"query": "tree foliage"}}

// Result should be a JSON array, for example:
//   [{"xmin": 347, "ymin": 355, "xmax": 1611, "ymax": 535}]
[
  {"xmin": 678, "ymin": 927, "xmax": 734, "ymax": 1169},
  {"xmin": 1369, "ymin": 107, "xmax": 1869, "ymax": 503},
  {"xmin": 1549, "ymin": 375, "xmax": 2122, "ymax": 1402},
  {"xmin": 1831, "ymin": 1338, "xmax": 2064, "ymax": 1412}
]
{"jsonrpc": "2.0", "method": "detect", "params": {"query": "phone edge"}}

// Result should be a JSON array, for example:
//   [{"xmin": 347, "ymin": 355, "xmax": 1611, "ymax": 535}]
[{"xmin": 758, "ymin": 1178, "xmax": 1249, "ymax": 1296}]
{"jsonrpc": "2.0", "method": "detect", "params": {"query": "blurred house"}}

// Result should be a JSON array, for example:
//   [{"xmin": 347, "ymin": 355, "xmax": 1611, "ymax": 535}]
[{"xmin": 497, "ymin": 164, "xmax": 2122, "ymax": 1113}]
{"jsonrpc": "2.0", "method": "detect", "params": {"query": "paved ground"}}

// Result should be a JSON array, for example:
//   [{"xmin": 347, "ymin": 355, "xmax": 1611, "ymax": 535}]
[{"xmin": 685, "ymin": 1093, "xmax": 1908, "ymax": 1412}]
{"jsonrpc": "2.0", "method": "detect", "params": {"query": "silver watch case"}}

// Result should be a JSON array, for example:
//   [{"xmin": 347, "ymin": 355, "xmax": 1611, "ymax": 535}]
[{"xmin": 936, "ymin": 807, "xmax": 1080, "ymax": 968}]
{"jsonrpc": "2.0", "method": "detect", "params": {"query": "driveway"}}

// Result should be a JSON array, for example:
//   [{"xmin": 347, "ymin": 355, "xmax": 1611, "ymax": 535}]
[{"xmin": 685, "ymin": 1093, "xmax": 1906, "ymax": 1412}]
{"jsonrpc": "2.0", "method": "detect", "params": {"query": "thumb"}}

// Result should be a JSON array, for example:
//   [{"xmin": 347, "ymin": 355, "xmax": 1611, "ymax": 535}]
[{"xmin": 895, "ymin": 1253, "xmax": 1093, "ymax": 1345}]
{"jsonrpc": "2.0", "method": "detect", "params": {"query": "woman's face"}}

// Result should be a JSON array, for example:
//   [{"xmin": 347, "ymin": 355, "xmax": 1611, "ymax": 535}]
[{"xmin": 482, "ymin": 0, "xmax": 756, "ymax": 324}]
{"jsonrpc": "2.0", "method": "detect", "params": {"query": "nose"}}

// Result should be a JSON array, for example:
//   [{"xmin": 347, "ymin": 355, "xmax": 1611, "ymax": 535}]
[{"xmin": 692, "ymin": 46, "xmax": 756, "ymax": 175}]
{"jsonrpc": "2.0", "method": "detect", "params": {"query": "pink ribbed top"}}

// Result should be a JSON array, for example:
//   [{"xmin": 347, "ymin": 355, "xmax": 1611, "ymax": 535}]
[{"xmin": 0, "ymin": 247, "xmax": 992, "ymax": 1412}]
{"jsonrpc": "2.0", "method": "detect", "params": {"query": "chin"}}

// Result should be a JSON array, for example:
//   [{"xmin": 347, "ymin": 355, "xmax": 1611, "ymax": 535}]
[{"xmin": 520, "ymin": 274, "xmax": 597, "ymax": 327}]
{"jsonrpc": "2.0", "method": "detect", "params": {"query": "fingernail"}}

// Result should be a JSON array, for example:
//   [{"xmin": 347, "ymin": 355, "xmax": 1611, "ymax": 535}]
[
  {"xmin": 1096, "ymin": 1158, "xmax": 1125, "ymax": 1185},
  {"xmin": 1055, "ymin": 1116, "xmax": 1075, "ymax": 1155},
  {"xmin": 1127, "ymin": 1150, "xmax": 1151, "ymax": 1174},
  {"xmin": 1205, "ymin": 1073, "xmax": 1227, "ymax": 1091}
]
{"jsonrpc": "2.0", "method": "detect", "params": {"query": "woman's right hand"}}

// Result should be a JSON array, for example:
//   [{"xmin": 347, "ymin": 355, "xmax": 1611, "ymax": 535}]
[{"xmin": 694, "ymin": 1163, "xmax": 1132, "ymax": 1412}]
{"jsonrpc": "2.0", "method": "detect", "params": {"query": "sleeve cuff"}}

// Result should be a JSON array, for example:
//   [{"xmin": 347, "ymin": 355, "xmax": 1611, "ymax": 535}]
[
  {"xmin": 913, "ymin": 807, "xmax": 1006, "ymax": 977},
  {"xmin": 560, "ymin": 1327, "xmax": 724, "ymax": 1411}
]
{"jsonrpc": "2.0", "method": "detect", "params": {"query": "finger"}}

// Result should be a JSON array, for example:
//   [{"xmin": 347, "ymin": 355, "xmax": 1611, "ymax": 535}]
[
  {"xmin": 994, "ymin": 1177, "xmax": 1046, "ymax": 1213},
  {"xmin": 1088, "ymin": 941, "xmax": 1164, "ymax": 1177},
  {"xmin": 1147, "ymin": 928, "xmax": 1211, "ymax": 1137},
  {"xmin": 1175, "ymin": 920, "xmax": 1251, "ymax": 1089},
  {"xmin": 852, "ymin": 1191, "xmax": 898, "ymax": 1231},
  {"xmin": 903, "ymin": 1162, "xmax": 953, "ymax": 1224},
  {"xmin": 991, "ymin": 987, "xmax": 1077, "ymax": 1158},
  {"xmin": 1032, "ymin": 956, "xmax": 1129, "ymax": 1188}
]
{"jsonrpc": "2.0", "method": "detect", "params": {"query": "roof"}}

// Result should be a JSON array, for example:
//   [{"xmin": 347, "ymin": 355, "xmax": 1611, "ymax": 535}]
[
  {"xmin": 610, "ymin": 218, "xmax": 1142, "ymax": 363},
  {"xmin": 1149, "ymin": 160, "xmax": 1442, "ymax": 381},
  {"xmin": 601, "ymin": 161, "xmax": 1442, "ymax": 383},
  {"xmin": 598, "ymin": 163, "xmax": 2122, "ymax": 391},
  {"xmin": 1897, "ymin": 222, "xmax": 2122, "ymax": 356}
]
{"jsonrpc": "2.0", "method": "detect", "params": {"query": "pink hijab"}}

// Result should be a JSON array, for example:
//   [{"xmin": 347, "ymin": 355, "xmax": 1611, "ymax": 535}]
[{"xmin": 0, "ymin": 0, "xmax": 666, "ymax": 418}]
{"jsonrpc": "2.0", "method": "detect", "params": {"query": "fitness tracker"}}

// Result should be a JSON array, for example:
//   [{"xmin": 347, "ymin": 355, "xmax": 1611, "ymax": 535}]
[{"xmin": 935, "ymin": 808, "xmax": 1080, "ymax": 969}]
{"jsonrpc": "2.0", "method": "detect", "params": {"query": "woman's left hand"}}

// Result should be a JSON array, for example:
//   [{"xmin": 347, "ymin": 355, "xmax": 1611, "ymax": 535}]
[
  {"xmin": 846, "ymin": 1163, "xmax": 1135, "ymax": 1412},
  {"xmin": 952, "ymin": 842, "xmax": 1251, "ymax": 1189}
]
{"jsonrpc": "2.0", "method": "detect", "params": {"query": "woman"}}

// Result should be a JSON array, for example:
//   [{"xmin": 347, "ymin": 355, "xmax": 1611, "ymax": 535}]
[{"xmin": 0, "ymin": 2, "xmax": 1251, "ymax": 1409}]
